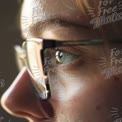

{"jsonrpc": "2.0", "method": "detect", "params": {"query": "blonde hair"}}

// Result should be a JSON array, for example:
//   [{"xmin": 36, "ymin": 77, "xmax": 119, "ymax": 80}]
[{"xmin": 75, "ymin": 0, "xmax": 98, "ymax": 15}]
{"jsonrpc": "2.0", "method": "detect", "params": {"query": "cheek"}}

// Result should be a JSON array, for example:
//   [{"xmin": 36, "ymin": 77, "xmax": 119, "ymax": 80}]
[
  {"xmin": 48, "ymin": 61, "xmax": 101, "ymax": 102},
  {"xmin": 48, "ymin": 68, "xmax": 122, "ymax": 122},
  {"xmin": 49, "ymin": 72, "xmax": 83, "ymax": 102},
  {"xmin": 49, "ymin": 68, "xmax": 122, "ymax": 106}
]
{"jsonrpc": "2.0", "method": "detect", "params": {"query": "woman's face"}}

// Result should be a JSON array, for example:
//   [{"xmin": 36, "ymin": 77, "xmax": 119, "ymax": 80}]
[{"xmin": 1, "ymin": 0, "xmax": 122, "ymax": 122}]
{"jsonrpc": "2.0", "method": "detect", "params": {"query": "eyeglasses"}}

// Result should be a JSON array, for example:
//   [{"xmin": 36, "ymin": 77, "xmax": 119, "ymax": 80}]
[{"xmin": 15, "ymin": 38, "xmax": 122, "ymax": 100}]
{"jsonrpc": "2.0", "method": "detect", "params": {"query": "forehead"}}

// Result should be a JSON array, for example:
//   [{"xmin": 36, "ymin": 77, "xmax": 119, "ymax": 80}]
[
  {"xmin": 21, "ymin": 0, "xmax": 122, "ymax": 39},
  {"xmin": 21, "ymin": 0, "xmax": 93, "ymax": 28}
]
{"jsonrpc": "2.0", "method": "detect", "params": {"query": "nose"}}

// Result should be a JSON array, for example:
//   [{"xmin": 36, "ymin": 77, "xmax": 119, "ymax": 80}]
[{"xmin": 1, "ymin": 67, "xmax": 54, "ymax": 122}]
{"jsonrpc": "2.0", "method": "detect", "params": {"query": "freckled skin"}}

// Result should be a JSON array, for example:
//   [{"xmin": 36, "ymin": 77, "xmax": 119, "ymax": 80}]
[{"xmin": 1, "ymin": 0, "xmax": 122, "ymax": 122}]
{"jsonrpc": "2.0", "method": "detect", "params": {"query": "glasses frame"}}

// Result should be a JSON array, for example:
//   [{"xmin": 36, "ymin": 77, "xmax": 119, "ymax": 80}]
[{"xmin": 22, "ymin": 38, "xmax": 122, "ymax": 99}]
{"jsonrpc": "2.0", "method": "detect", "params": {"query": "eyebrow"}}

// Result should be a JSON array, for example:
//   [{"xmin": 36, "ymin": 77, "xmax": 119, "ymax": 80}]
[{"xmin": 28, "ymin": 16, "xmax": 90, "ymax": 36}]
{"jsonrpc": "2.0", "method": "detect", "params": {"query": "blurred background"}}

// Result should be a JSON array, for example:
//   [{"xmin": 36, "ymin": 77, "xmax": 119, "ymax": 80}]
[{"xmin": 0, "ymin": 0, "xmax": 27, "ymax": 121}]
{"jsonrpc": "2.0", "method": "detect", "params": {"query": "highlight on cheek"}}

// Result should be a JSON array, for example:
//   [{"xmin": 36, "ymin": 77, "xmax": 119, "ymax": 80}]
[
  {"xmin": 49, "ymin": 70, "xmax": 83, "ymax": 102},
  {"xmin": 55, "ymin": 112, "xmax": 82, "ymax": 122}
]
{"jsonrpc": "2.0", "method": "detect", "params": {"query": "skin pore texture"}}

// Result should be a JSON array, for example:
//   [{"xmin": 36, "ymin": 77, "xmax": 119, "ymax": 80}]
[{"xmin": 1, "ymin": 0, "xmax": 122, "ymax": 122}]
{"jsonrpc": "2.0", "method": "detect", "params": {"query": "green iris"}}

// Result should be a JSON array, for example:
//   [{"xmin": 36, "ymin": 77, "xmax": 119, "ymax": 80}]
[{"xmin": 55, "ymin": 50, "xmax": 79, "ymax": 65}]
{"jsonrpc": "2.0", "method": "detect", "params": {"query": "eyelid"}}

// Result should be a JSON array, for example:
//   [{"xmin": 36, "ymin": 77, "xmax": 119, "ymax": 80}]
[{"xmin": 56, "ymin": 46, "xmax": 88, "ymax": 56}]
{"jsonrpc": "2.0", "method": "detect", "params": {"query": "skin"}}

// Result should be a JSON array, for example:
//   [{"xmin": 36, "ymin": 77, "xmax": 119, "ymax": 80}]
[{"xmin": 1, "ymin": 0, "xmax": 122, "ymax": 122}]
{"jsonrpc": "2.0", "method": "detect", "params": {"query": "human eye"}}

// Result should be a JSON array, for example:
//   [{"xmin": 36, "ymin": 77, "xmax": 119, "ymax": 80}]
[
  {"xmin": 43, "ymin": 47, "xmax": 81, "ymax": 68},
  {"xmin": 55, "ymin": 48, "xmax": 80, "ymax": 65}
]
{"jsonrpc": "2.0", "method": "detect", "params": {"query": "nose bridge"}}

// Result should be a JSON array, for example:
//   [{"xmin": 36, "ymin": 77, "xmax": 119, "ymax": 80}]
[{"xmin": 0, "ymin": 68, "xmax": 51, "ymax": 119}]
